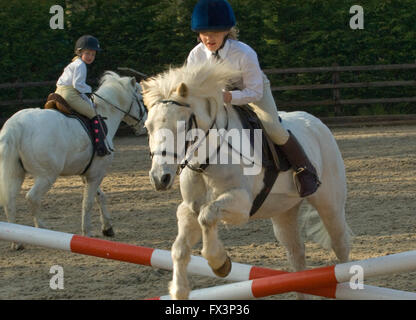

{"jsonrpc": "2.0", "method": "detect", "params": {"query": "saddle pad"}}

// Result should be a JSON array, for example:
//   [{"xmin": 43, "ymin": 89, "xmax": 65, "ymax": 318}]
[
  {"xmin": 44, "ymin": 93, "xmax": 108, "ymax": 141},
  {"xmin": 44, "ymin": 93, "xmax": 108, "ymax": 174},
  {"xmin": 45, "ymin": 100, "xmax": 92, "ymax": 140},
  {"xmin": 232, "ymin": 104, "xmax": 291, "ymax": 216},
  {"xmin": 232, "ymin": 104, "xmax": 290, "ymax": 172}
]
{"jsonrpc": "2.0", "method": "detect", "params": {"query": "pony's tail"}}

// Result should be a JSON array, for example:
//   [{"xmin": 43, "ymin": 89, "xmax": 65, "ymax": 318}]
[
  {"xmin": 0, "ymin": 125, "xmax": 25, "ymax": 208},
  {"xmin": 299, "ymin": 203, "xmax": 353, "ymax": 250}
]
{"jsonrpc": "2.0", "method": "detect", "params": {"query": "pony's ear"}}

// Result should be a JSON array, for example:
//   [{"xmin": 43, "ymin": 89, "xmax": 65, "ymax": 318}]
[
  {"xmin": 130, "ymin": 77, "xmax": 136, "ymax": 87},
  {"xmin": 176, "ymin": 82, "xmax": 188, "ymax": 98}
]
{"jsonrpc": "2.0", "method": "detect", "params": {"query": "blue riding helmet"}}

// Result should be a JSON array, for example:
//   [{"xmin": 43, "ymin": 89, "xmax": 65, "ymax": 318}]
[{"xmin": 191, "ymin": 0, "xmax": 236, "ymax": 32}]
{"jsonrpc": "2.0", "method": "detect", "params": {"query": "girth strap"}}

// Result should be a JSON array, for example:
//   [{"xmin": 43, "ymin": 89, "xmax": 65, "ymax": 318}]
[{"xmin": 249, "ymin": 167, "xmax": 278, "ymax": 216}]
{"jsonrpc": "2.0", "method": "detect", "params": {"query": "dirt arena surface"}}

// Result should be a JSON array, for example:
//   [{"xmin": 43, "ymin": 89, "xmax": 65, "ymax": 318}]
[{"xmin": 1, "ymin": 124, "xmax": 415, "ymax": 300}]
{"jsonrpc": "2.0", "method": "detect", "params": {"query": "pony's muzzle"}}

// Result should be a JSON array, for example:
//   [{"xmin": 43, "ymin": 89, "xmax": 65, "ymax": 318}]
[
  {"xmin": 149, "ymin": 170, "xmax": 173, "ymax": 191},
  {"xmin": 161, "ymin": 173, "xmax": 171, "ymax": 187}
]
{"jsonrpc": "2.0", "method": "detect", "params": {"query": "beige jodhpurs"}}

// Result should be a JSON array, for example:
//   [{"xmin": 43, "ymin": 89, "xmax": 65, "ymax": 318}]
[
  {"xmin": 248, "ymin": 73, "xmax": 289, "ymax": 145},
  {"xmin": 55, "ymin": 85, "xmax": 96, "ymax": 119}
]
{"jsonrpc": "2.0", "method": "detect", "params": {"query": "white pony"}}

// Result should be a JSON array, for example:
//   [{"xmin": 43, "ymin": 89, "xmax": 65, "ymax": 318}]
[
  {"xmin": 0, "ymin": 71, "xmax": 146, "ymax": 249},
  {"xmin": 141, "ymin": 60, "xmax": 352, "ymax": 300}
]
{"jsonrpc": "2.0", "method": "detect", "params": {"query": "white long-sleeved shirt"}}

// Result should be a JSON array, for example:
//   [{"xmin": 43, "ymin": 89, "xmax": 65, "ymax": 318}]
[
  {"xmin": 187, "ymin": 39, "xmax": 263, "ymax": 105},
  {"xmin": 56, "ymin": 58, "xmax": 92, "ymax": 94}
]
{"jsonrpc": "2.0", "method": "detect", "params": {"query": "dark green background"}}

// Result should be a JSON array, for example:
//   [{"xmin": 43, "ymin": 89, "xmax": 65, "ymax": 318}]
[{"xmin": 1, "ymin": 0, "xmax": 415, "ymax": 117}]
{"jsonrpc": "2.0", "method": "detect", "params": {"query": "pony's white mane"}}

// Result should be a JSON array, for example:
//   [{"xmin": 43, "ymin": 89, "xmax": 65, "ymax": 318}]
[
  {"xmin": 142, "ymin": 60, "xmax": 241, "ymax": 109},
  {"xmin": 99, "ymin": 71, "xmax": 134, "ymax": 93},
  {"xmin": 95, "ymin": 71, "xmax": 138, "ymax": 107}
]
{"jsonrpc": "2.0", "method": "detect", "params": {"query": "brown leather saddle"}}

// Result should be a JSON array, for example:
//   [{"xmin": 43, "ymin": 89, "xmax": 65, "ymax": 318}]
[{"xmin": 45, "ymin": 93, "xmax": 73, "ymax": 115}]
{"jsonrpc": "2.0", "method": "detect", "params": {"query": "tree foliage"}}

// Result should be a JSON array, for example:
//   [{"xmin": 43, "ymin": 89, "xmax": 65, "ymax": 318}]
[{"xmin": 0, "ymin": 0, "xmax": 415, "ymax": 117}]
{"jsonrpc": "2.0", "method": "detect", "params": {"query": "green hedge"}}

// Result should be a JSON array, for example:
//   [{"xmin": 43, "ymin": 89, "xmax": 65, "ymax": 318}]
[{"xmin": 1, "ymin": 0, "xmax": 415, "ymax": 117}]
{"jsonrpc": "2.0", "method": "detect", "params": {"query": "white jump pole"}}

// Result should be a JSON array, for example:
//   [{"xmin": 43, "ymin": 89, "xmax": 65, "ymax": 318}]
[
  {"xmin": 155, "ymin": 251, "xmax": 416, "ymax": 300},
  {"xmin": 156, "ymin": 282, "xmax": 416, "ymax": 300},
  {"xmin": 1, "ymin": 222, "xmax": 414, "ymax": 300}
]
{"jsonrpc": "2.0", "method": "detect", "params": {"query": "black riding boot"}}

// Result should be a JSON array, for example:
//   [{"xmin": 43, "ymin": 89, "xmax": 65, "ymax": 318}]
[
  {"xmin": 91, "ymin": 115, "xmax": 111, "ymax": 156},
  {"xmin": 279, "ymin": 131, "xmax": 321, "ymax": 197}
]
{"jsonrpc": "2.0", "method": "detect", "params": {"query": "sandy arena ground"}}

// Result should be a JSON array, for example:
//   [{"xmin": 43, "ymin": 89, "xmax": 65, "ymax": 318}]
[{"xmin": 0, "ymin": 124, "xmax": 415, "ymax": 300}]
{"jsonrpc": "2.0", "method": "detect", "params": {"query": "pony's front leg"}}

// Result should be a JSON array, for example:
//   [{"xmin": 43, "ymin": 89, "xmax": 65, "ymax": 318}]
[
  {"xmin": 169, "ymin": 202, "xmax": 201, "ymax": 300},
  {"xmin": 198, "ymin": 189, "xmax": 251, "ymax": 277},
  {"xmin": 95, "ymin": 186, "xmax": 114, "ymax": 237}
]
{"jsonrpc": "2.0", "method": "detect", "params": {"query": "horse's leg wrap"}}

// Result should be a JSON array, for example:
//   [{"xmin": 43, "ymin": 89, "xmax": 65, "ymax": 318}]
[
  {"xmin": 91, "ymin": 115, "xmax": 111, "ymax": 156},
  {"xmin": 279, "ymin": 131, "xmax": 321, "ymax": 197}
]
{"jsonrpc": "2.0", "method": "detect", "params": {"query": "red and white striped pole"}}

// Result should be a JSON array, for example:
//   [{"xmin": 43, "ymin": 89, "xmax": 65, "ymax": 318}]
[
  {"xmin": 154, "ymin": 250, "xmax": 416, "ymax": 300},
  {"xmin": 1, "ymin": 222, "xmax": 415, "ymax": 300},
  {"xmin": 0, "ymin": 222, "xmax": 304, "ymax": 281}
]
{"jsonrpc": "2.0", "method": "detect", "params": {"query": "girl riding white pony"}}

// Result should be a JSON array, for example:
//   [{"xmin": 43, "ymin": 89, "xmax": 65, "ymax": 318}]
[
  {"xmin": 54, "ymin": 35, "xmax": 111, "ymax": 156},
  {"xmin": 0, "ymin": 72, "xmax": 146, "ymax": 249},
  {"xmin": 141, "ymin": 60, "xmax": 352, "ymax": 300}
]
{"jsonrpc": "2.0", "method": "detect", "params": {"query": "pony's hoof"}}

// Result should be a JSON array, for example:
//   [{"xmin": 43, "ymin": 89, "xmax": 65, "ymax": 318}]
[
  {"xmin": 212, "ymin": 255, "xmax": 232, "ymax": 278},
  {"xmin": 102, "ymin": 227, "xmax": 115, "ymax": 237},
  {"xmin": 11, "ymin": 242, "xmax": 24, "ymax": 250}
]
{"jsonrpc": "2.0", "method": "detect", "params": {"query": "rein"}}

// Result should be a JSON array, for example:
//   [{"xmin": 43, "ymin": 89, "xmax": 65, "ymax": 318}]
[{"xmin": 92, "ymin": 90, "xmax": 145, "ymax": 124}]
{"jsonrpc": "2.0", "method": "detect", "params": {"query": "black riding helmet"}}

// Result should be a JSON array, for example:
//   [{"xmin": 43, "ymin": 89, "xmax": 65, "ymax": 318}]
[{"xmin": 74, "ymin": 35, "xmax": 102, "ymax": 55}]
